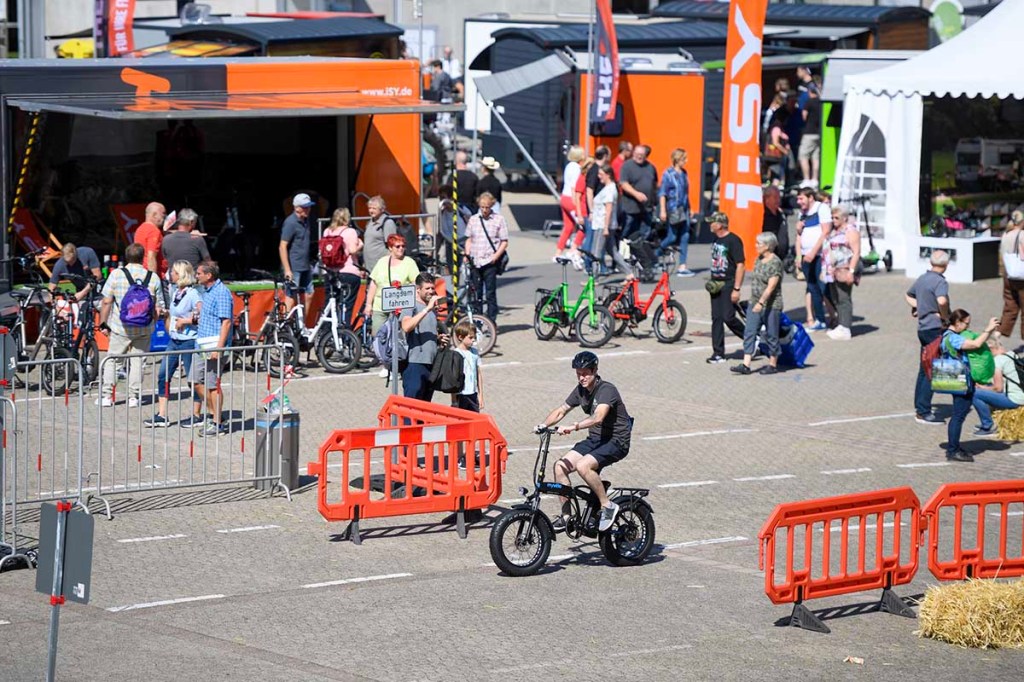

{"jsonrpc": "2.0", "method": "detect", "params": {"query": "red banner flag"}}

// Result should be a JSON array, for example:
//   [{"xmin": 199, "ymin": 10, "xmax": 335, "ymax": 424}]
[
  {"xmin": 590, "ymin": 0, "xmax": 620, "ymax": 123},
  {"xmin": 719, "ymin": 0, "xmax": 768, "ymax": 257},
  {"xmin": 95, "ymin": 0, "xmax": 136, "ymax": 57}
]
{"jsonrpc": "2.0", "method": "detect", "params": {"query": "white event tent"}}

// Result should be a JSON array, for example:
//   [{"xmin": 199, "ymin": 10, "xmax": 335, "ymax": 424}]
[{"xmin": 834, "ymin": 0, "xmax": 1024, "ymax": 280}]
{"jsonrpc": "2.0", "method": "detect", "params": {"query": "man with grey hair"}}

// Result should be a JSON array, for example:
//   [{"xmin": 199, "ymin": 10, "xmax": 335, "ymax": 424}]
[
  {"xmin": 161, "ymin": 208, "xmax": 210, "ymax": 271},
  {"xmin": 361, "ymin": 195, "xmax": 398, "ymax": 272},
  {"xmin": 906, "ymin": 249, "xmax": 951, "ymax": 425}
]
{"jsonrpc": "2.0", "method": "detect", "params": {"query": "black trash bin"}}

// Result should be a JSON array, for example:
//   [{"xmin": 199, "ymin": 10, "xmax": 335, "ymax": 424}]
[{"xmin": 254, "ymin": 411, "xmax": 300, "ymax": 492}]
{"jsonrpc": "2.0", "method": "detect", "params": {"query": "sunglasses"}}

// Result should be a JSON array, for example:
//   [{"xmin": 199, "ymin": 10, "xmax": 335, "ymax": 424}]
[{"xmin": 391, "ymin": 243, "xmax": 406, "ymax": 249}]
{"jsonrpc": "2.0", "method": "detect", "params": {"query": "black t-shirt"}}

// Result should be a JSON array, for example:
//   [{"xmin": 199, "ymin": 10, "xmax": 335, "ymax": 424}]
[
  {"xmin": 585, "ymin": 163, "xmax": 602, "ymax": 196},
  {"xmin": 476, "ymin": 173, "xmax": 502, "ymax": 204},
  {"xmin": 710, "ymin": 231, "xmax": 745, "ymax": 282},
  {"xmin": 455, "ymin": 170, "xmax": 478, "ymax": 209},
  {"xmin": 565, "ymin": 378, "xmax": 632, "ymax": 448},
  {"xmin": 803, "ymin": 97, "xmax": 821, "ymax": 136},
  {"xmin": 50, "ymin": 257, "xmax": 88, "ymax": 290},
  {"xmin": 761, "ymin": 209, "xmax": 789, "ymax": 257}
]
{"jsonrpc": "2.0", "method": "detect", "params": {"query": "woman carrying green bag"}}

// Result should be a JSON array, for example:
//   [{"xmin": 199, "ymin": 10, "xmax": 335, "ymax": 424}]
[{"xmin": 937, "ymin": 310, "xmax": 999, "ymax": 462}]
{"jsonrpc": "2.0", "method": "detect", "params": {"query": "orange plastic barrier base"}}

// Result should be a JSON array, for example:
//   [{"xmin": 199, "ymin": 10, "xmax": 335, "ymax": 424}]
[{"xmin": 307, "ymin": 396, "xmax": 507, "ymax": 544}]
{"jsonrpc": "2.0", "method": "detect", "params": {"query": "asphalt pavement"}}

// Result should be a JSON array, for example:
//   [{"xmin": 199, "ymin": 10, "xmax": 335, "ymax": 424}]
[{"xmin": 1, "ymin": 223, "xmax": 1023, "ymax": 681}]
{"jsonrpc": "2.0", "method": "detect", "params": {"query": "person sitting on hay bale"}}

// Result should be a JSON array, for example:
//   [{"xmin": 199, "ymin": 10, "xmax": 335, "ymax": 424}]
[
  {"xmin": 974, "ymin": 336, "xmax": 1024, "ymax": 440},
  {"xmin": 918, "ymin": 578, "xmax": 1024, "ymax": 649}
]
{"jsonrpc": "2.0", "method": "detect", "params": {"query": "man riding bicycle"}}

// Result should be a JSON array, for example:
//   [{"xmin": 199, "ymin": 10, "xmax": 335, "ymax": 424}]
[{"xmin": 537, "ymin": 351, "xmax": 633, "ymax": 532}]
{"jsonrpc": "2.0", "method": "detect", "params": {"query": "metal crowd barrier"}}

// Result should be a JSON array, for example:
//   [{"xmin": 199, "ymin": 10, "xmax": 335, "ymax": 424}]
[
  {"xmin": 0, "ymin": 396, "xmax": 32, "ymax": 571},
  {"xmin": 308, "ymin": 396, "xmax": 508, "ymax": 544},
  {"xmin": 758, "ymin": 487, "xmax": 921, "ymax": 633},
  {"xmin": 922, "ymin": 480, "xmax": 1024, "ymax": 581},
  {"xmin": 88, "ymin": 343, "xmax": 290, "ymax": 517}
]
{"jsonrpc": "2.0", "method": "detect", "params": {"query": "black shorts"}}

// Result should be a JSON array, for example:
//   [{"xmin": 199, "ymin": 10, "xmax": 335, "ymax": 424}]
[{"xmin": 573, "ymin": 435, "xmax": 628, "ymax": 469}]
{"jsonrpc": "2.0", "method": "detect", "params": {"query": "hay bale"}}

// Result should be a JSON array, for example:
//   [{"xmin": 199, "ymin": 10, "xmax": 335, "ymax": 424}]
[
  {"xmin": 917, "ymin": 579, "xmax": 1024, "ymax": 649},
  {"xmin": 993, "ymin": 406, "xmax": 1024, "ymax": 442}
]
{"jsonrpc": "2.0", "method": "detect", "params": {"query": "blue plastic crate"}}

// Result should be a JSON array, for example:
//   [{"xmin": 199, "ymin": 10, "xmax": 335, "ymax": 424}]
[
  {"xmin": 149, "ymin": 319, "xmax": 169, "ymax": 352},
  {"xmin": 759, "ymin": 312, "xmax": 814, "ymax": 368}
]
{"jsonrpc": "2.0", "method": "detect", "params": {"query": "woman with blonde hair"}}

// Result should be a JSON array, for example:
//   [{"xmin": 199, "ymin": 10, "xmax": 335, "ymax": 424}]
[
  {"xmin": 657, "ymin": 148, "xmax": 694, "ymax": 277},
  {"xmin": 320, "ymin": 207, "xmax": 364, "ymax": 323},
  {"xmin": 555, "ymin": 145, "xmax": 586, "ymax": 262},
  {"xmin": 145, "ymin": 260, "xmax": 201, "ymax": 428}
]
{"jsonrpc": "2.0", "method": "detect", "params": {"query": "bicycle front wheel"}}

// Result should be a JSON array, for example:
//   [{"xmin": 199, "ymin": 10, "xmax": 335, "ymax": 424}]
[
  {"xmin": 40, "ymin": 346, "xmax": 73, "ymax": 396},
  {"xmin": 262, "ymin": 327, "xmax": 299, "ymax": 378},
  {"xmin": 82, "ymin": 338, "xmax": 100, "ymax": 384},
  {"xmin": 604, "ymin": 295, "xmax": 630, "ymax": 337},
  {"xmin": 472, "ymin": 314, "xmax": 498, "ymax": 355},
  {"xmin": 653, "ymin": 300, "xmax": 687, "ymax": 343},
  {"xmin": 574, "ymin": 305, "xmax": 614, "ymax": 348},
  {"xmin": 316, "ymin": 329, "xmax": 361, "ymax": 374}
]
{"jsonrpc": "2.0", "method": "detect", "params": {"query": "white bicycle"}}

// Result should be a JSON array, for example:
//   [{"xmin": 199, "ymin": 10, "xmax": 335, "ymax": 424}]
[{"xmin": 282, "ymin": 270, "xmax": 362, "ymax": 373}]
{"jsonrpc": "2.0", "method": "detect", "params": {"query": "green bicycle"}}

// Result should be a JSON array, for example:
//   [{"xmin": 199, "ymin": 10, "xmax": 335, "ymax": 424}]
[{"xmin": 534, "ymin": 257, "xmax": 614, "ymax": 348}]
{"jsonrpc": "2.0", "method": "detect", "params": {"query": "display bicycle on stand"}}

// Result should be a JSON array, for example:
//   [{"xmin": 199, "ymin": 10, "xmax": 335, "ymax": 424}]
[
  {"xmin": 229, "ymin": 269, "xmax": 300, "ymax": 378},
  {"xmin": 602, "ymin": 259, "xmax": 687, "ymax": 342},
  {"xmin": 279, "ymin": 268, "xmax": 362, "ymax": 374},
  {"xmin": 534, "ymin": 257, "xmax": 615, "ymax": 348},
  {"xmin": 488, "ymin": 425, "xmax": 656, "ymax": 577}
]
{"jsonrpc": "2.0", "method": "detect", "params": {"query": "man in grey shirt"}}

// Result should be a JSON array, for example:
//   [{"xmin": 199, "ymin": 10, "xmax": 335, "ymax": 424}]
[
  {"xmin": 400, "ymin": 273, "xmax": 449, "ymax": 401},
  {"xmin": 279, "ymin": 192, "xmax": 314, "ymax": 311},
  {"xmin": 619, "ymin": 144, "xmax": 658, "ymax": 241},
  {"xmin": 161, "ymin": 208, "xmax": 210, "ymax": 271},
  {"xmin": 361, "ymin": 195, "xmax": 398, "ymax": 273},
  {"xmin": 905, "ymin": 250, "xmax": 951, "ymax": 425}
]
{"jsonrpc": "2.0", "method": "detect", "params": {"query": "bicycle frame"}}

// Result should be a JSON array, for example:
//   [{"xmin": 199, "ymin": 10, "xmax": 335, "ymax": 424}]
[
  {"xmin": 606, "ymin": 271, "xmax": 674, "ymax": 320},
  {"xmin": 282, "ymin": 277, "xmax": 347, "ymax": 349},
  {"xmin": 538, "ymin": 262, "xmax": 601, "ymax": 326}
]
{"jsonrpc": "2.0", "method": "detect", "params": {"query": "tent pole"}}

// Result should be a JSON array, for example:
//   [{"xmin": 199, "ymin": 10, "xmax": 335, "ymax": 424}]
[
  {"xmin": 485, "ymin": 101, "xmax": 560, "ymax": 202},
  {"xmin": 583, "ymin": 0, "xmax": 595, "ymax": 156}
]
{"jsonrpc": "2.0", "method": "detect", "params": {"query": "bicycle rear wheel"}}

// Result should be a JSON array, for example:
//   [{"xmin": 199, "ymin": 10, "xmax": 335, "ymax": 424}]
[
  {"xmin": 604, "ymin": 295, "xmax": 630, "ymax": 337},
  {"xmin": 574, "ymin": 305, "xmax": 614, "ymax": 348},
  {"xmin": 82, "ymin": 338, "xmax": 100, "ymax": 384},
  {"xmin": 316, "ymin": 329, "xmax": 361, "ymax": 374},
  {"xmin": 40, "ymin": 346, "xmax": 73, "ymax": 396}
]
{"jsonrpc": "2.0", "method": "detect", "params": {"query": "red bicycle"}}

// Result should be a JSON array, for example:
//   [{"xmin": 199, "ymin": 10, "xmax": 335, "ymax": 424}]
[{"xmin": 601, "ymin": 269, "xmax": 687, "ymax": 343}]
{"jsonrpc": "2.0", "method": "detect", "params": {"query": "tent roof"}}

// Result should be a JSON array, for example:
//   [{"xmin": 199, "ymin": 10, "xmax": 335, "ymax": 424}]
[
  {"xmin": 491, "ymin": 21, "xmax": 730, "ymax": 50},
  {"xmin": 654, "ymin": 1, "xmax": 930, "ymax": 27},
  {"xmin": 845, "ymin": 0, "xmax": 1024, "ymax": 99},
  {"xmin": 167, "ymin": 17, "xmax": 402, "ymax": 48}
]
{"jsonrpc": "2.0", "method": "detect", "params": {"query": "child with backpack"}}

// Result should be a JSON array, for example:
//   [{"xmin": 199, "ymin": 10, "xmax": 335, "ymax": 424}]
[{"xmin": 451, "ymin": 319, "xmax": 483, "ymax": 412}]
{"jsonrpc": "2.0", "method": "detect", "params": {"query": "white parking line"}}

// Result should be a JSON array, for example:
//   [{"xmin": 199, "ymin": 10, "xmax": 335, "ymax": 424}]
[
  {"xmin": 117, "ymin": 534, "xmax": 188, "ymax": 544},
  {"xmin": 302, "ymin": 573, "xmax": 412, "ymax": 590},
  {"xmin": 807, "ymin": 412, "xmax": 914, "ymax": 427},
  {"xmin": 508, "ymin": 444, "xmax": 573, "ymax": 454},
  {"xmin": 643, "ymin": 428, "xmax": 754, "ymax": 441},
  {"xmin": 0, "ymin": 620, "xmax": 10, "ymax": 625},
  {"xmin": 1010, "ymin": 452, "xmax": 1024, "ymax": 457},
  {"xmin": 555, "ymin": 351, "xmax": 649, "ymax": 361},
  {"xmin": 216, "ymin": 525, "xmax": 280, "ymax": 534},
  {"xmin": 482, "ymin": 554, "xmax": 574, "ymax": 568},
  {"xmin": 896, "ymin": 462, "xmax": 950, "ymax": 469},
  {"xmin": 107, "ymin": 594, "xmax": 225, "ymax": 612},
  {"xmin": 484, "ymin": 361, "xmax": 523, "ymax": 368},
  {"xmin": 733, "ymin": 474, "xmax": 795, "ymax": 482},
  {"xmin": 657, "ymin": 480, "xmax": 719, "ymax": 489},
  {"xmin": 820, "ymin": 468, "xmax": 872, "ymax": 475},
  {"xmin": 661, "ymin": 536, "xmax": 748, "ymax": 550},
  {"xmin": 990, "ymin": 511, "xmax": 1024, "ymax": 517}
]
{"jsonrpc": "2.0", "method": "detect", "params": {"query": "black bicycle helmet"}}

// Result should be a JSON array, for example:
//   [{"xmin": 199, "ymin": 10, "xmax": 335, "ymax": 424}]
[{"xmin": 571, "ymin": 351, "xmax": 599, "ymax": 370}]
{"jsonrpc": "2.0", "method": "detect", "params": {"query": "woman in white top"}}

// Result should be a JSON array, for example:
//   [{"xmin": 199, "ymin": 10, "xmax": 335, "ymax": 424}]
[
  {"xmin": 585, "ymin": 164, "xmax": 633, "ymax": 279},
  {"xmin": 555, "ymin": 145, "xmax": 585, "ymax": 261},
  {"xmin": 999, "ymin": 209, "xmax": 1024, "ymax": 337}
]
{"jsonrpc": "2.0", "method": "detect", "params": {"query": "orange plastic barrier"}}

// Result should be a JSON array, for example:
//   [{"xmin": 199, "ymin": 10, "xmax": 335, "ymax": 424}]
[
  {"xmin": 307, "ymin": 396, "xmax": 507, "ymax": 544},
  {"xmin": 758, "ymin": 487, "xmax": 920, "ymax": 633},
  {"xmin": 921, "ymin": 479, "xmax": 1024, "ymax": 581}
]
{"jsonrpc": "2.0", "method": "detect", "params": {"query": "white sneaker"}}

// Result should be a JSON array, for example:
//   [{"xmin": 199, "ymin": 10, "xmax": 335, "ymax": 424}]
[
  {"xmin": 598, "ymin": 501, "xmax": 620, "ymax": 532},
  {"xmin": 128, "ymin": 396, "xmax": 140, "ymax": 408},
  {"xmin": 95, "ymin": 397, "xmax": 114, "ymax": 407},
  {"xmin": 377, "ymin": 367, "xmax": 389, "ymax": 378},
  {"xmin": 827, "ymin": 326, "xmax": 852, "ymax": 340}
]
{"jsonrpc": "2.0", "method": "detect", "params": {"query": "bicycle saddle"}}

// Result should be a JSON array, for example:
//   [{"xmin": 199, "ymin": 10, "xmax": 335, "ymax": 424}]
[
  {"xmin": 555, "ymin": 257, "xmax": 573, "ymax": 265},
  {"xmin": 236, "ymin": 291, "xmax": 254, "ymax": 299},
  {"xmin": 9, "ymin": 290, "xmax": 30, "ymax": 300}
]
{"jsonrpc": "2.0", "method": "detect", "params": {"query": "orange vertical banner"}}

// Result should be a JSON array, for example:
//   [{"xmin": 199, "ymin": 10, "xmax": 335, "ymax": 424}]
[{"xmin": 719, "ymin": 0, "xmax": 768, "ymax": 258}]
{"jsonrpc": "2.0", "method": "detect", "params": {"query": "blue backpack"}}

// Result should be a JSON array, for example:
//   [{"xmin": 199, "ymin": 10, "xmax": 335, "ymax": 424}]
[
  {"xmin": 372, "ymin": 317, "xmax": 408, "ymax": 367},
  {"xmin": 119, "ymin": 267, "xmax": 156, "ymax": 327}
]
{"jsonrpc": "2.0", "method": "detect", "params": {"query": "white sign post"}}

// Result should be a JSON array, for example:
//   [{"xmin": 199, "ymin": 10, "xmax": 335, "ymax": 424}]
[{"xmin": 381, "ymin": 285, "xmax": 417, "ymax": 400}]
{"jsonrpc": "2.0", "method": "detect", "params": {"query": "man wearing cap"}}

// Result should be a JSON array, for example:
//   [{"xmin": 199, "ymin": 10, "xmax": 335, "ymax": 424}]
[
  {"xmin": 280, "ymin": 192, "xmax": 315, "ymax": 312},
  {"xmin": 706, "ymin": 212, "xmax": 746, "ymax": 364},
  {"xmin": 477, "ymin": 156, "xmax": 503, "ymax": 211}
]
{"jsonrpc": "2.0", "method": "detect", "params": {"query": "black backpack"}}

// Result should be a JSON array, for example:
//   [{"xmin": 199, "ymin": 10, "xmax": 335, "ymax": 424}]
[
  {"xmin": 1003, "ymin": 352, "xmax": 1024, "ymax": 390},
  {"xmin": 429, "ymin": 348, "xmax": 465, "ymax": 394}
]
